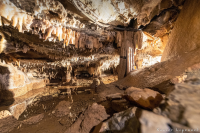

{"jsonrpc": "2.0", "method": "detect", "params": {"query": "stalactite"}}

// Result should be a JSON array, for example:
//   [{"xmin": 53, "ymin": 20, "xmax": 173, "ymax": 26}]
[
  {"xmin": 88, "ymin": 36, "xmax": 94, "ymax": 49},
  {"xmin": 62, "ymin": 27, "xmax": 66, "ymax": 41},
  {"xmin": 65, "ymin": 29, "xmax": 72, "ymax": 46},
  {"xmin": 0, "ymin": 16, "xmax": 2, "ymax": 26},
  {"xmin": 75, "ymin": 32, "xmax": 80, "ymax": 49},
  {"xmin": 0, "ymin": 32, "xmax": 6, "ymax": 53},
  {"xmin": 56, "ymin": 26, "xmax": 63, "ymax": 41},
  {"xmin": 93, "ymin": 37, "xmax": 98, "ymax": 49},
  {"xmin": 44, "ymin": 26, "xmax": 54, "ymax": 40},
  {"xmin": 80, "ymin": 23, "xmax": 85, "ymax": 28},
  {"xmin": 70, "ymin": 31, "xmax": 76, "ymax": 45},
  {"xmin": 116, "ymin": 31, "xmax": 123, "ymax": 48}
]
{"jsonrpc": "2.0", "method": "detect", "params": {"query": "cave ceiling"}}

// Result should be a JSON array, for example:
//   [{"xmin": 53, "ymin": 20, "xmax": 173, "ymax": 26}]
[{"xmin": 0, "ymin": 0, "xmax": 184, "ymax": 68}]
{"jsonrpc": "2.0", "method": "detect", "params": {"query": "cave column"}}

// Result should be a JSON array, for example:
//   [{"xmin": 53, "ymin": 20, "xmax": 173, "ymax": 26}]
[
  {"xmin": 118, "ymin": 31, "xmax": 135, "ymax": 79},
  {"xmin": 130, "ymin": 47, "xmax": 134, "ymax": 71},
  {"xmin": 127, "ymin": 47, "xmax": 130, "ymax": 74}
]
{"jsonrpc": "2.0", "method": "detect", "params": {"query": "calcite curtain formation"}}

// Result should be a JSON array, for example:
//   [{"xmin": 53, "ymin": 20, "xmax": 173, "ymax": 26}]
[{"xmin": 0, "ymin": 0, "xmax": 102, "ymax": 48}]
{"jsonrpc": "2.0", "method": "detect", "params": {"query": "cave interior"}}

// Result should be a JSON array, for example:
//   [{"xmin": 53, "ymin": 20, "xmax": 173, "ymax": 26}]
[{"xmin": 0, "ymin": 0, "xmax": 200, "ymax": 133}]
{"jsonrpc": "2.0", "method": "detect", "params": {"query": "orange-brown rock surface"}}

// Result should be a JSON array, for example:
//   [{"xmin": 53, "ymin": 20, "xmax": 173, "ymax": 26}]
[
  {"xmin": 162, "ymin": 0, "xmax": 200, "ymax": 61},
  {"xmin": 124, "ymin": 87, "xmax": 163, "ymax": 109}
]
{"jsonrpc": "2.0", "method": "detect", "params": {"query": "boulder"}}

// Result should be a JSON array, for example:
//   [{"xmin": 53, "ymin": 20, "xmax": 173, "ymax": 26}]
[
  {"xmin": 124, "ymin": 87, "xmax": 163, "ymax": 109},
  {"xmin": 97, "ymin": 82, "xmax": 123, "ymax": 102},
  {"xmin": 9, "ymin": 101, "xmax": 27, "ymax": 120},
  {"xmin": 93, "ymin": 107, "xmax": 140, "ymax": 133},
  {"xmin": 163, "ymin": 78, "xmax": 200, "ymax": 129},
  {"xmin": 136, "ymin": 109, "xmax": 172, "ymax": 133},
  {"xmin": 65, "ymin": 103, "xmax": 109, "ymax": 133}
]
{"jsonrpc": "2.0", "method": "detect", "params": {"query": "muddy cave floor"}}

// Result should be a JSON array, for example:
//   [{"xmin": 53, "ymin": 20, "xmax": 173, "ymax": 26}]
[
  {"xmin": 5, "ymin": 75, "xmax": 118, "ymax": 133},
  {"xmin": 1, "ymin": 72, "xmax": 200, "ymax": 133},
  {"xmin": 11, "ymin": 91, "xmax": 98, "ymax": 133}
]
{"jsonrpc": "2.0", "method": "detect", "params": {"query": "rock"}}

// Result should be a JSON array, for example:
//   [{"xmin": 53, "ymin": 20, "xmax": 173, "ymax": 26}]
[
  {"xmin": 136, "ymin": 109, "xmax": 172, "ymax": 133},
  {"xmin": 106, "ymin": 93, "xmax": 123, "ymax": 101},
  {"xmin": 23, "ymin": 113, "xmax": 44, "ymax": 125},
  {"xmin": 124, "ymin": 87, "xmax": 163, "ymax": 109},
  {"xmin": 0, "ymin": 110, "xmax": 21, "ymax": 133},
  {"xmin": 111, "ymin": 99, "xmax": 130, "ymax": 112},
  {"xmin": 0, "ymin": 63, "xmax": 47, "ymax": 100},
  {"xmin": 97, "ymin": 82, "xmax": 123, "ymax": 102},
  {"xmin": 9, "ymin": 101, "xmax": 27, "ymax": 120},
  {"xmin": 90, "ymin": 78, "xmax": 101, "ymax": 89},
  {"xmin": 163, "ymin": 78, "xmax": 200, "ymax": 129},
  {"xmin": 59, "ymin": 118, "xmax": 69, "ymax": 126},
  {"xmin": 0, "ymin": 110, "xmax": 12, "ymax": 119},
  {"xmin": 93, "ymin": 107, "xmax": 140, "ymax": 133},
  {"xmin": 54, "ymin": 101, "xmax": 70, "ymax": 117},
  {"xmin": 65, "ymin": 103, "xmax": 109, "ymax": 133},
  {"xmin": 162, "ymin": 0, "xmax": 200, "ymax": 61},
  {"xmin": 115, "ymin": 85, "xmax": 125, "ymax": 90}
]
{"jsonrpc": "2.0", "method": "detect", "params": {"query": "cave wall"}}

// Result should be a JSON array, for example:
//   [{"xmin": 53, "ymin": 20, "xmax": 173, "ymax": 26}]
[
  {"xmin": 161, "ymin": 0, "xmax": 200, "ymax": 61},
  {"xmin": 0, "ymin": 63, "xmax": 47, "ymax": 100}
]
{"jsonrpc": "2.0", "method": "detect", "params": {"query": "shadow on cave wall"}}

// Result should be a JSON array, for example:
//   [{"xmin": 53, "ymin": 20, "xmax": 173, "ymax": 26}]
[{"xmin": 0, "ymin": 66, "xmax": 15, "ymax": 110}]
